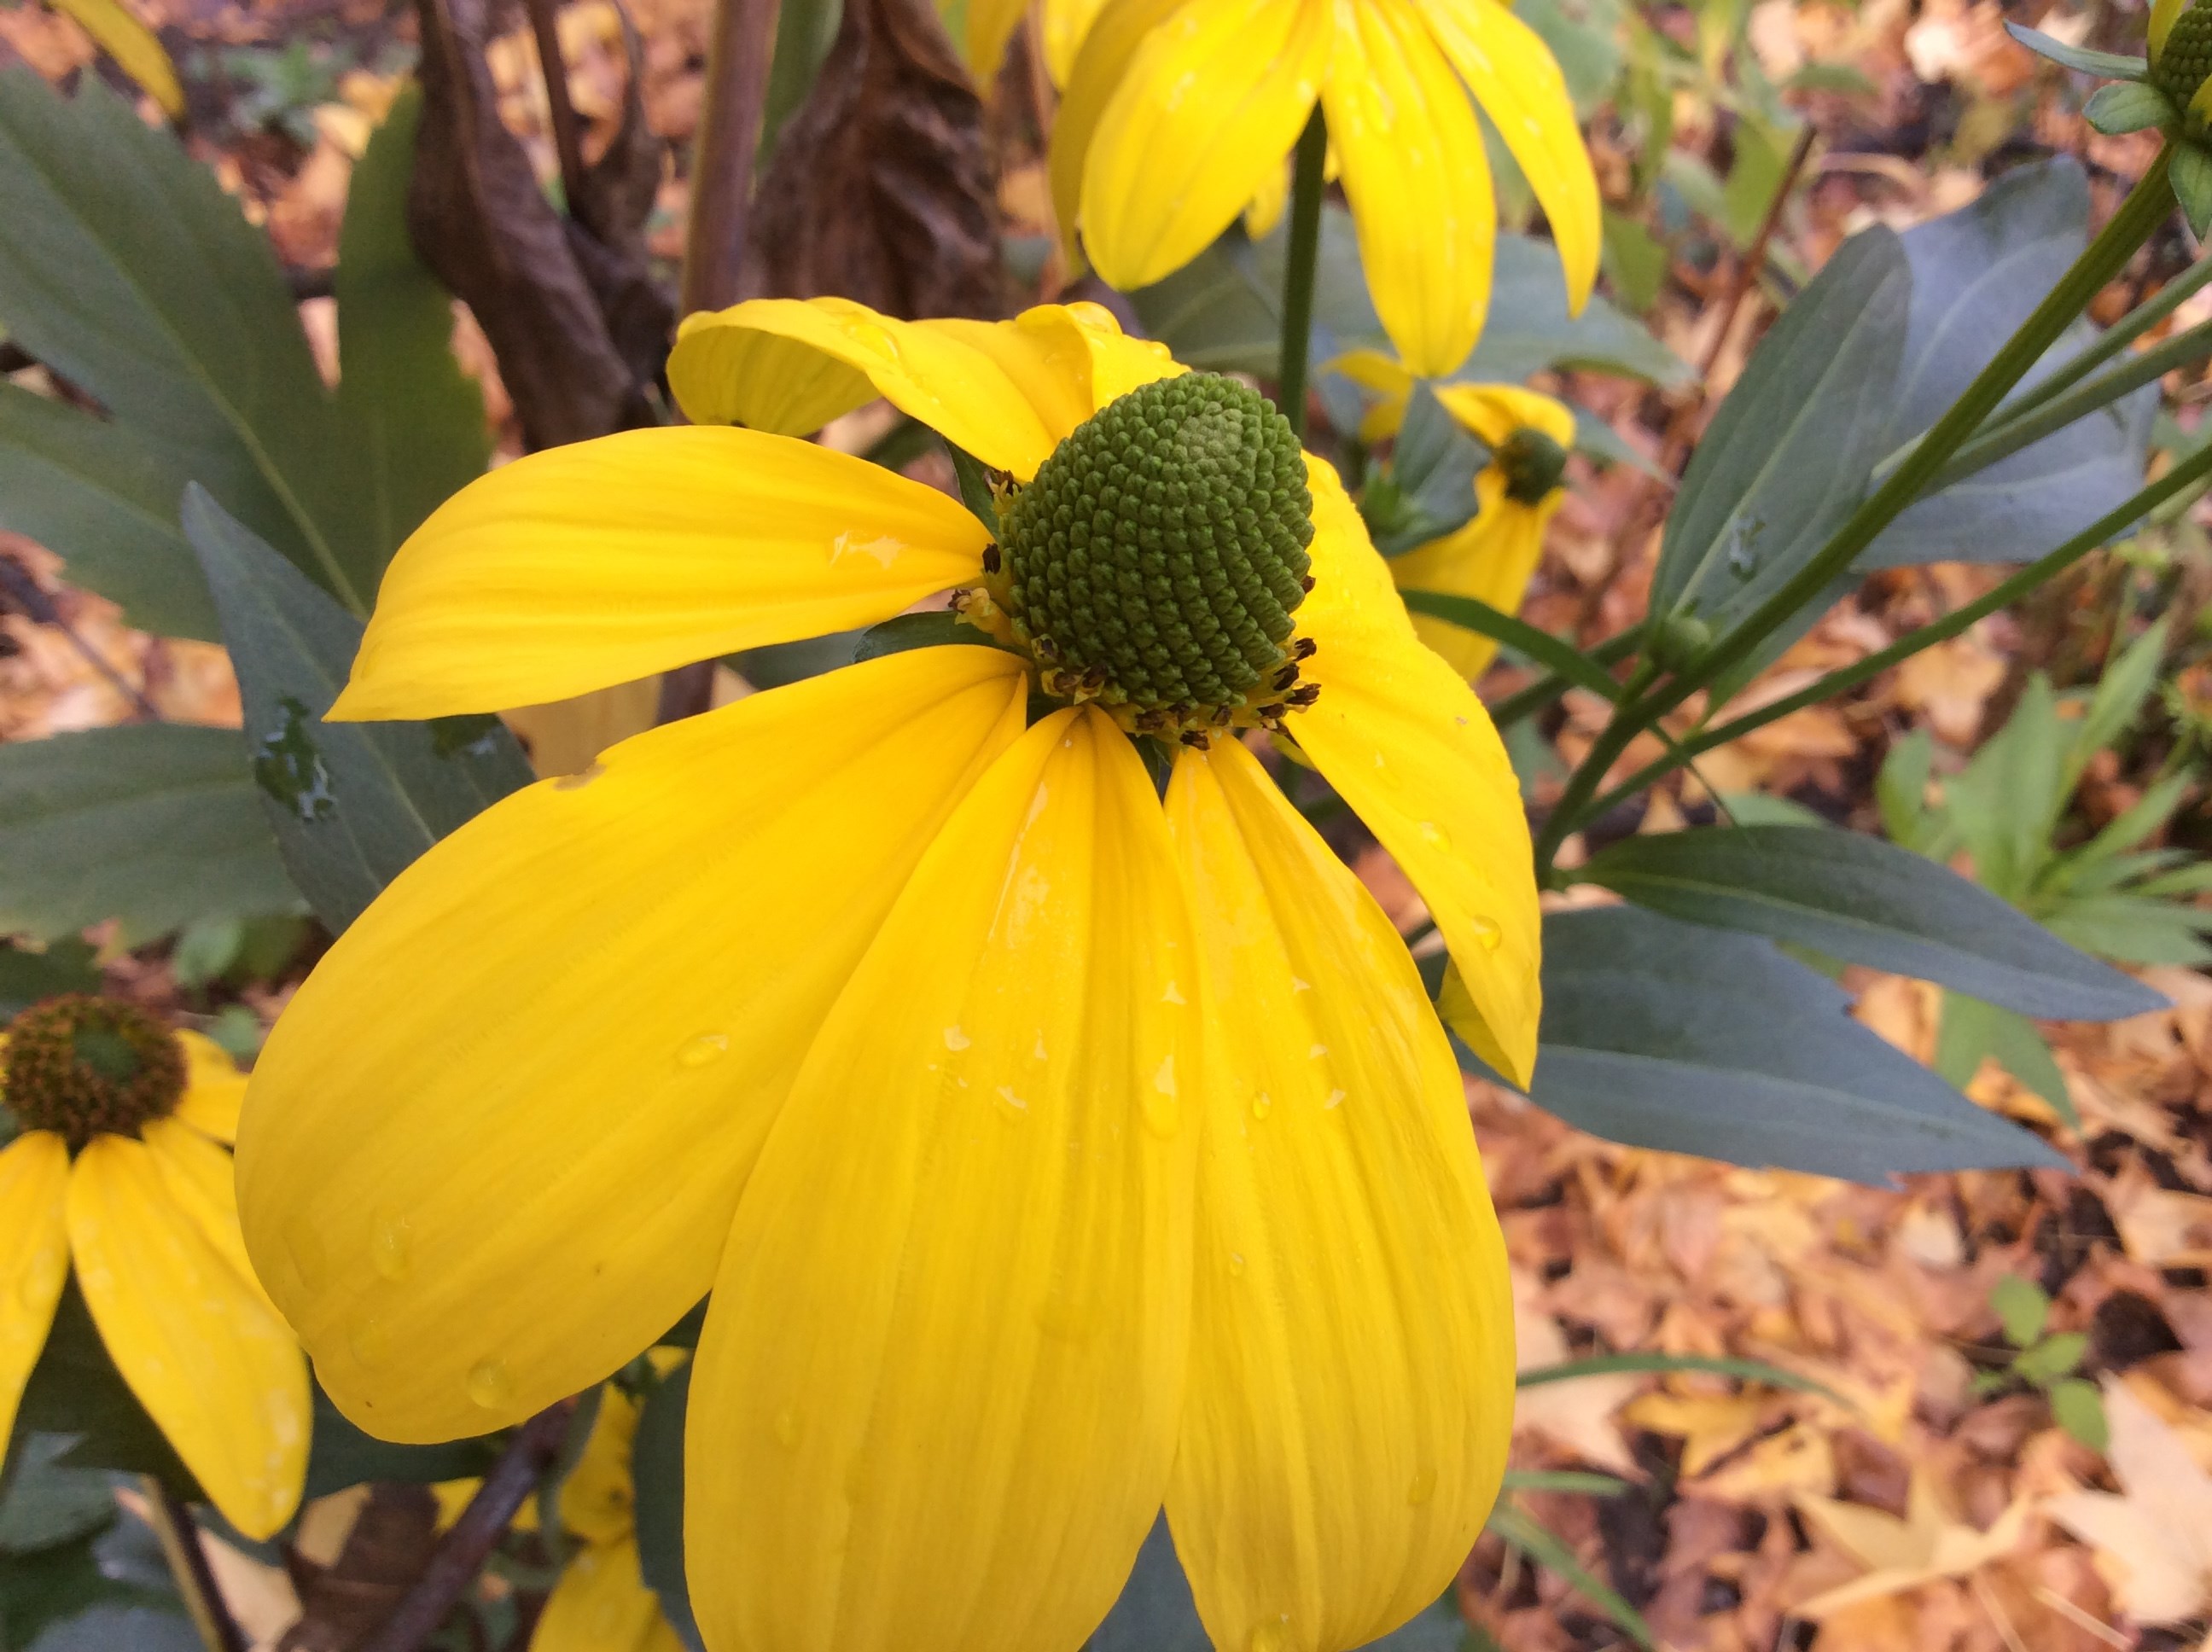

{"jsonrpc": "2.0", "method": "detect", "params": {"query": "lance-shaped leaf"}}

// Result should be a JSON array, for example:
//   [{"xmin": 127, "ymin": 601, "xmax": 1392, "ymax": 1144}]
[
  {"xmin": 181, "ymin": 486, "xmax": 533, "ymax": 934},
  {"xmin": 631, "ymin": 1360, "xmax": 707, "ymax": 1652},
  {"xmin": 0, "ymin": 723, "xmax": 296, "ymax": 944},
  {"xmin": 1364, "ymin": 385, "xmax": 1487, "ymax": 556},
  {"xmin": 1576, "ymin": 824, "xmax": 2164, "ymax": 1021},
  {"xmin": 2003, "ymin": 21, "xmax": 2147, "ymax": 80},
  {"xmin": 1515, "ymin": 906, "xmax": 2070, "ymax": 1183}
]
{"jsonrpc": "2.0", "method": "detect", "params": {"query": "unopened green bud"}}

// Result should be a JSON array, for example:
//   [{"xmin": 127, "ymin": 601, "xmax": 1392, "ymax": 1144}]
[{"xmin": 1650, "ymin": 612, "xmax": 1714, "ymax": 671}]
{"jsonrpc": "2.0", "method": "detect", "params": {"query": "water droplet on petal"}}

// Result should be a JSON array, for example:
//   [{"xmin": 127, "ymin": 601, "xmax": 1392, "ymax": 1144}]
[
  {"xmin": 1406, "ymin": 1465, "xmax": 1438, "ymax": 1506},
  {"xmin": 1417, "ymin": 820, "xmax": 1447, "ymax": 848},
  {"xmin": 466, "ymin": 1359, "xmax": 513, "ymax": 1410},
  {"xmin": 774, "ymin": 1408, "xmax": 800, "ymax": 1448},
  {"xmin": 1161, "ymin": 980, "xmax": 1185, "ymax": 1006},
  {"xmin": 996, "ymin": 1085, "xmax": 1029, "ymax": 1116},
  {"xmin": 1469, "ymin": 916, "xmax": 1503, "ymax": 951},
  {"xmin": 1228, "ymin": 1252, "xmax": 1247, "ymax": 1277},
  {"xmin": 943, "ymin": 1025, "xmax": 971, "ymax": 1051},
  {"xmin": 1307, "ymin": 1043, "xmax": 1328, "ymax": 1060},
  {"xmin": 1249, "ymin": 1620, "xmax": 1290, "ymax": 1652},
  {"xmin": 370, "ymin": 1216, "xmax": 412, "ymax": 1281},
  {"xmin": 1250, "ymin": 1092, "xmax": 1272, "ymax": 1121},
  {"xmin": 677, "ymin": 1033, "xmax": 729, "ymax": 1069}
]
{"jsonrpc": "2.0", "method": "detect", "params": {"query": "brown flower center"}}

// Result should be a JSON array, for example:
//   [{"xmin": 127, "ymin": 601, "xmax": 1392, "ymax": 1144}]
[{"xmin": 4, "ymin": 996, "xmax": 187, "ymax": 1149}]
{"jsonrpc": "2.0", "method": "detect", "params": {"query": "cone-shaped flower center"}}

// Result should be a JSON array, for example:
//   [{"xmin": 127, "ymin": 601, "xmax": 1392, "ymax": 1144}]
[
  {"xmin": 1497, "ymin": 428, "xmax": 1570, "ymax": 505},
  {"xmin": 2157, "ymin": 3, "xmax": 2212, "ymax": 105},
  {"xmin": 994, "ymin": 375, "xmax": 1317, "ymax": 734},
  {"xmin": 4, "ymin": 995, "xmax": 186, "ymax": 1149}
]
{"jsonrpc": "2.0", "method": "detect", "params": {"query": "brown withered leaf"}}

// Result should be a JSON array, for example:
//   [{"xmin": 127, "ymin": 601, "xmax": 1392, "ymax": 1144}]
[
  {"xmin": 277, "ymin": 1483, "xmax": 441, "ymax": 1651},
  {"xmin": 410, "ymin": 0, "xmax": 667, "ymax": 449},
  {"xmin": 748, "ymin": 0, "xmax": 1001, "ymax": 318}
]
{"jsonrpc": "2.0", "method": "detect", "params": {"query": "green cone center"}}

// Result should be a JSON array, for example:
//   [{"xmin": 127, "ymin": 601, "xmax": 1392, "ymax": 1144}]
[
  {"xmin": 4, "ymin": 995, "xmax": 186, "ymax": 1149},
  {"xmin": 996, "ymin": 374, "xmax": 1314, "ymax": 713},
  {"xmin": 2157, "ymin": 4, "xmax": 2212, "ymax": 107},
  {"xmin": 1497, "ymin": 428, "xmax": 1569, "ymax": 506}
]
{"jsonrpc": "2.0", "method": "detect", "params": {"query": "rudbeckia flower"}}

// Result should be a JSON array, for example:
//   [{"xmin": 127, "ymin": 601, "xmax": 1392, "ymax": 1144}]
[
  {"xmin": 0, "ymin": 998, "xmax": 307, "ymax": 1539},
  {"xmin": 237, "ymin": 297, "xmax": 1536, "ymax": 1652},
  {"xmin": 1337, "ymin": 352, "xmax": 1575, "ymax": 680},
  {"xmin": 948, "ymin": 0, "xmax": 1104, "ymax": 90},
  {"xmin": 1048, "ymin": 0, "xmax": 1601, "ymax": 377}
]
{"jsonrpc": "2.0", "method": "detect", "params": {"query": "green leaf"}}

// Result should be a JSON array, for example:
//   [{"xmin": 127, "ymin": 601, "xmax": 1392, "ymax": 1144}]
[
  {"xmin": 1935, "ymin": 992, "xmax": 2078, "ymax": 1126},
  {"xmin": 2067, "ymin": 621, "xmax": 2167, "ymax": 789},
  {"xmin": 2048, "ymin": 1377, "xmax": 2110, "ymax": 1451},
  {"xmin": 2086, "ymin": 80, "xmax": 2174, "ymax": 134},
  {"xmin": 0, "ymin": 382, "xmax": 214, "ymax": 641},
  {"xmin": 301, "ymin": 1387, "xmax": 500, "ymax": 1500},
  {"xmin": 2041, "ymin": 893, "xmax": 2212, "ymax": 966},
  {"xmin": 2016, "ymin": 1330, "xmax": 2089, "ymax": 1382},
  {"xmin": 1365, "ymin": 384, "xmax": 1487, "ymax": 555},
  {"xmin": 1650, "ymin": 227, "xmax": 1910, "ymax": 642},
  {"xmin": 182, "ymin": 487, "xmax": 533, "ymax": 934},
  {"xmin": 1398, "ymin": 592, "xmax": 1621, "ymax": 701},
  {"xmin": 1516, "ymin": 1351, "xmax": 1842, "ymax": 1400},
  {"xmin": 850, "ymin": 610, "xmax": 984, "ymax": 662},
  {"xmin": 331, "ymin": 84, "xmax": 491, "ymax": 565},
  {"xmin": 1866, "ymin": 161, "xmax": 2156, "ymax": 571},
  {"xmin": 2002, "ymin": 22, "xmax": 2148, "ymax": 79},
  {"xmin": 1501, "ymin": 1469, "xmax": 1636, "ymax": 1497},
  {"xmin": 1877, "ymin": 728, "xmax": 1941, "ymax": 852},
  {"xmin": 1517, "ymin": 906, "xmax": 2070, "ymax": 1183},
  {"xmin": 0, "ymin": 70, "xmax": 374, "ymax": 612},
  {"xmin": 631, "ymin": 1359, "xmax": 707, "ymax": 1652},
  {"xmin": 1947, "ymin": 675, "xmax": 2068, "ymax": 900},
  {"xmin": 20, "ymin": 1602, "xmax": 200, "ymax": 1652},
  {"xmin": 2174, "ymin": 144, "xmax": 2212, "ymax": 239},
  {"xmin": 1576, "ymin": 824, "xmax": 2163, "ymax": 1021},
  {"xmin": 1485, "ymin": 1504, "xmax": 1654, "ymax": 1649},
  {"xmin": 0, "ymin": 724, "xmax": 298, "ymax": 945},
  {"xmin": 2064, "ymin": 770, "xmax": 2195, "ymax": 871},
  {"xmin": 1988, "ymin": 1274, "xmax": 2050, "ymax": 1347},
  {"xmin": 0, "ymin": 940, "xmax": 99, "ymax": 1021},
  {"xmin": 0, "ymin": 1435, "xmax": 116, "ymax": 1556},
  {"xmin": 1601, "ymin": 209, "xmax": 1667, "ymax": 313}
]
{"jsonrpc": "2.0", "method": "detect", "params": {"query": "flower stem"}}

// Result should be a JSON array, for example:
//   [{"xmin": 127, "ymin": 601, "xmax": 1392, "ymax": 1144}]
[
  {"xmin": 679, "ymin": 0, "xmax": 780, "ymax": 317},
  {"xmin": 1532, "ymin": 144, "xmax": 2177, "ymax": 877},
  {"xmin": 143, "ymin": 1480, "xmax": 246, "ymax": 1652},
  {"xmin": 1277, "ymin": 106, "xmax": 1329, "ymax": 441}
]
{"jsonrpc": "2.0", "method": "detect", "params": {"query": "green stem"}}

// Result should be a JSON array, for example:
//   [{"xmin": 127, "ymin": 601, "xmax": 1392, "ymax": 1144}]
[
  {"xmin": 1994, "ymin": 245, "xmax": 2212, "ymax": 423},
  {"xmin": 1922, "ymin": 313, "xmax": 2212, "ymax": 493},
  {"xmin": 1487, "ymin": 625, "xmax": 1646, "ymax": 728},
  {"xmin": 1533, "ymin": 145, "xmax": 2177, "ymax": 877},
  {"xmin": 1571, "ymin": 439, "xmax": 2212, "ymax": 827},
  {"xmin": 1277, "ymin": 107, "xmax": 1330, "ymax": 441}
]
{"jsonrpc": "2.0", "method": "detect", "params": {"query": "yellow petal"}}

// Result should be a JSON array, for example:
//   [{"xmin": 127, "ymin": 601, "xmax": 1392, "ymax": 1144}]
[
  {"xmin": 1325, "ymin": 349, "xmax": 1416, "ymax": 443},
  {"xmin": 173, "ymin": 1030, "xmax": 247, "ymax": 1143},
  {"xmin": 1043, "ymin": 0, "xmax": 1115, "ymax": 82},
  {"xmin": 1050, "ymin": 300, "xmax": 1189, "ymax": 412},
  {"xmin": 670, "ymin": 299, "xmax": 1063, "ymax": 478},
  {"xmin": 961, "ymin": 0, "xmax": 1032, "ymax": 90},
  {"xmin": 531, "ymin": 1537, "xmax": 671, "ymax": 1652},
  {"xmin": 1323, "ymin": 0, "xmax": 1494, "ymax": 376},
  {"xmin": 1288, "ymin": 457, "xmax": 1540, "ymax": 1085},
  {"xmin": 1052, "ymin": 0, "xmax": 1197, "ymax": 265},
  {"xmin": 0, "ymin": 1132, "xmax": 71, "ymax": 1446},
  {"xmin": 1076, "ymin": 0, "xmax": 1330, "ymax": 292},
  {"xmin": 239, "ymin": 648, "xmax": 1028, "ymax": 1443},
  {"xmin": 2152, "ymin": 0, "xmax": 2182, "ymax": 62},
  {"xmin": 1245, "ymin": 155, "xmax": 1292, "ymax": 240},
  {"xmin": 1408, "ymin": 0, "xmax": 1599, "ymax": 313},
  {"xmin": 67, "ymin": 1135, "xmax": 309, "ymax": 1539},
  {"xmin": 142, "ymin": 1117, "xmax": 281, "ymax": 1320},
  {"xmin": 1390, "ymin": 473, "xmax": 1561, "ymax": 680},
  {"xmin": 1430, "ymin": 381, "xmax": 1575, "ymax": 449},
  {"xmin": 1162, "ymin": 736, "xmax": 1512, "ymax": 1652},
  {"xmin": 44, "ymin": 0, "xmax": 182, "ymax": 114},
  {"xmin": 686, "ymin": 707, "xmax": 1196, "ymax": 1652},
  {"xmin": 333, "ymin": 427, "xmax": 988, "ymax": 721},
  {"xmin": 560, "ymin": 1384, "xmax": 645, "ymax": 1547}
]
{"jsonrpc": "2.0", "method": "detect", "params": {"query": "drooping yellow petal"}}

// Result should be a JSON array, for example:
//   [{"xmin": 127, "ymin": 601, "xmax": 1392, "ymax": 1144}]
[
  {"xmin": 44, "ymin": 0, "xmax": 182, "ymax": 115},
  {"xmin": 1043, "ymin": 0, "xmax": 1115, "ymax": 82},
  {"xmin": 959, "ymin": 0, "xmax": 1033, "ymax": 91},
  {"xmin": 0, "ymin": 1132, "xmax": 70, "ymax": 1446},
  {"xmin": 141, "ymin": 1118, "xmax": 281, "ymax": 1319},
  {"xmin": 670, "ymin": 300, "xmax": 1063, "ymax": 478},
  {"xmin": 1289, "ymin": 457, "xmax": 1540, "ymax": 1085},
  {"xmin": 1409, "ymin": 0, "xmax": 1599, "ymax": 312},
  {"xmin": 1162, "ymin": 736, "xmax": 1512, "ymax": 1652},
  {"xmin": 1052, "ymin": 300, "xmax": 1188, "ymax": 412},
  {"xmin": 1053, "ymin": 0, "xmax": 1201, "ymax": 264},
  {"xmin": 1431, "ymin": 382, "xmax": 1575, "ymax": 451},
  {"xmin": 1076, "ymin": 0, "xmax": 1330, "ymax": 293},
  {"xmin": 173, "ymin": 1030, "xmax": 247, "ymax": 1143},
  {"xmin": 532, "ymin": 1536, "xmax": 672, "ymax": 1652},
  {"xmin": 331, "ymin": 427, "xmax": 988, "ymax": 721},
  {"xmin": 67, "ymin": 1135, "xmax": 308, "ymax": 1539},
  {"xmin": 686, "ymin": 707, "xmax": 1197, "ymax": 1652},
  {"xmin": 1390, "ymin": 471, "xmax": 1562, "ymax": 681},
  {"xmin": 561, "ymin": 1384, "xmax": 646, "ymax": 1547},
  {"xmin": 238, "ymin": 647, "xmax": 1030, "ymax": 1443},
  {"xmin": 1323, "ymin": 0, "xmax": 1495, "ymax": 377},
  {"xmin": 1326, "ymin": 349, "xmax": 1416, "ymax": 443},
  {"xmin": 2152, "ymin": 0, "xmax": 2182, "ymax": 63}
]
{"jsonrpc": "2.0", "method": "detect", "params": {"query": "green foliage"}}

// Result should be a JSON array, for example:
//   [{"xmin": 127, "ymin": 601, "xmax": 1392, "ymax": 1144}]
[
  {"xmin": 1359, "ymin": 386, "xmax": 1488, "ymax": 556},
  {"xmin": 1974, "ymin": 1277, "xmax": 2110, "ymax": 1450},
  {"xmin": 0, "ymin": 941, "xmax": 99, "ymax": 1021}
]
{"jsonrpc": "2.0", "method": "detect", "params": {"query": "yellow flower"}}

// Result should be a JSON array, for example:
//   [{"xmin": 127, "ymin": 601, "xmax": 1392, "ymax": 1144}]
[
  {"xmin": 1048, "ymin": 0, "xmax": 1600, "ymax": 378},
  {"xmin": 236, "ymin": 297, "xmax": 1534, "ymax": 1652},
  {"xmin": 1337, "ymin": 350, "xmax": 1576, "ymax": 680},
  {"xmin": 951, "ymin": 0, "xmax": 1111, "ymax": 89},
  {"xmin": 0, "ymin": 998, "xmax": 307, "ymax": 1539}
]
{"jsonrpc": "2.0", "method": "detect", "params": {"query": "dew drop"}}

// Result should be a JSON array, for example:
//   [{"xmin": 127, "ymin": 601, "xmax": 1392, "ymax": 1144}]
[
  {"xmin": 774, "ymin": 1408, "xmax": 800, "ymax": 1448},
  {"xmin": 1161, "ymin": 980, "xmax": 1185, "ymax": 1006},
  {"xmin": 370, "ymin": 1216, "xmax": 412, "ymax": 1282},
  {"xmin": 1324, "ymin": 1088, "xmax": 1346, "ymax": 1109},
  {"xmin": 1227, "ymin": 1252, "xmax": 1247, "ymax": 1277},
  {"xmin": 996, "ymin": 1085, "xmax": 1029, "ymax": 1115},
  {"xmin": 1307, "ymin": 1043, "xmax": 1328, "ymax": 1061},
  {"xmin": 1249, "ymin": 1620, "xmax": 1290, "ymax": 1652},
  {"xmin": 1417, "ymin": 820, "xmax": 1447, "ymax": 848},
  {"xmin": 1250, "ymin": 1092, "xmax": 1273, "ymax": 1121},
  {"xmin": 943, "ymin": 1025, "xmax": 971, "ymax": 1051},
  {"xmin": 676, "ymin": 1032, "xmax": 730, "ymax": 1068},
  {"xmin": 466, "ymin": 1359, "xmax": 513, "ymax": 1410},
  {"xmin": 1406, "ymin": 1465, "xmax": 1438, "ymax": 1506},
  {"xmin": 1468, "ymin": 916, "xmax": 1503, "ymax": 952},
  {"xmin": 1289, "ymin": 976, "xmax": 1311, "ymax": 993}
]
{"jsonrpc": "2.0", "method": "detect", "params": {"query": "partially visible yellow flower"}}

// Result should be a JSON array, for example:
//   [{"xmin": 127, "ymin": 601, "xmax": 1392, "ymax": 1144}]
[
  {"xmin": 42, "ymin": 0, "xmax": 183, "ymax": 116},
  {"xmin": 1050, "ymin": 0, "xmax": 1600, "ymax": 377},
  {"xmin": 0, "ymin": 998, "xmax": 306, "ymax": 1539},
  {"xmin": 1336, "ymin": 350, "xmax": 1575, "ymax": 680},
  {"xmin": 237, "ymin": 295, "xmax": 1534, "ymax": 1652},
  {"xmin": 950, "ymin": 0, "xmax": 1111, "ymax": 88}
]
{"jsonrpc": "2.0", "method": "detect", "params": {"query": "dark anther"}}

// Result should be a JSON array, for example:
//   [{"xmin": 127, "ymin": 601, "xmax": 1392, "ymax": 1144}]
[
  {"xmin": 1285, "ymin": 685, "xmax": 1321, "ymax": 707},
  {"xmin": 1272, "ymin": 666, "xmax": 1301, "ymax": 690},
  {"xmin": 1300, "ymin": 574, "xmax": 1316, "ymax": 593},
  {"xmin": 981, "ymin": 545, "xmax": 1002, "ymax": 573},
  {"xmin": 1293, "ymin": 637, "xmax": 1318, "ymax": 660},
  {"xmin": 1180, "ymin": 730, "xmax": 1210, "ymax": 748}
]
